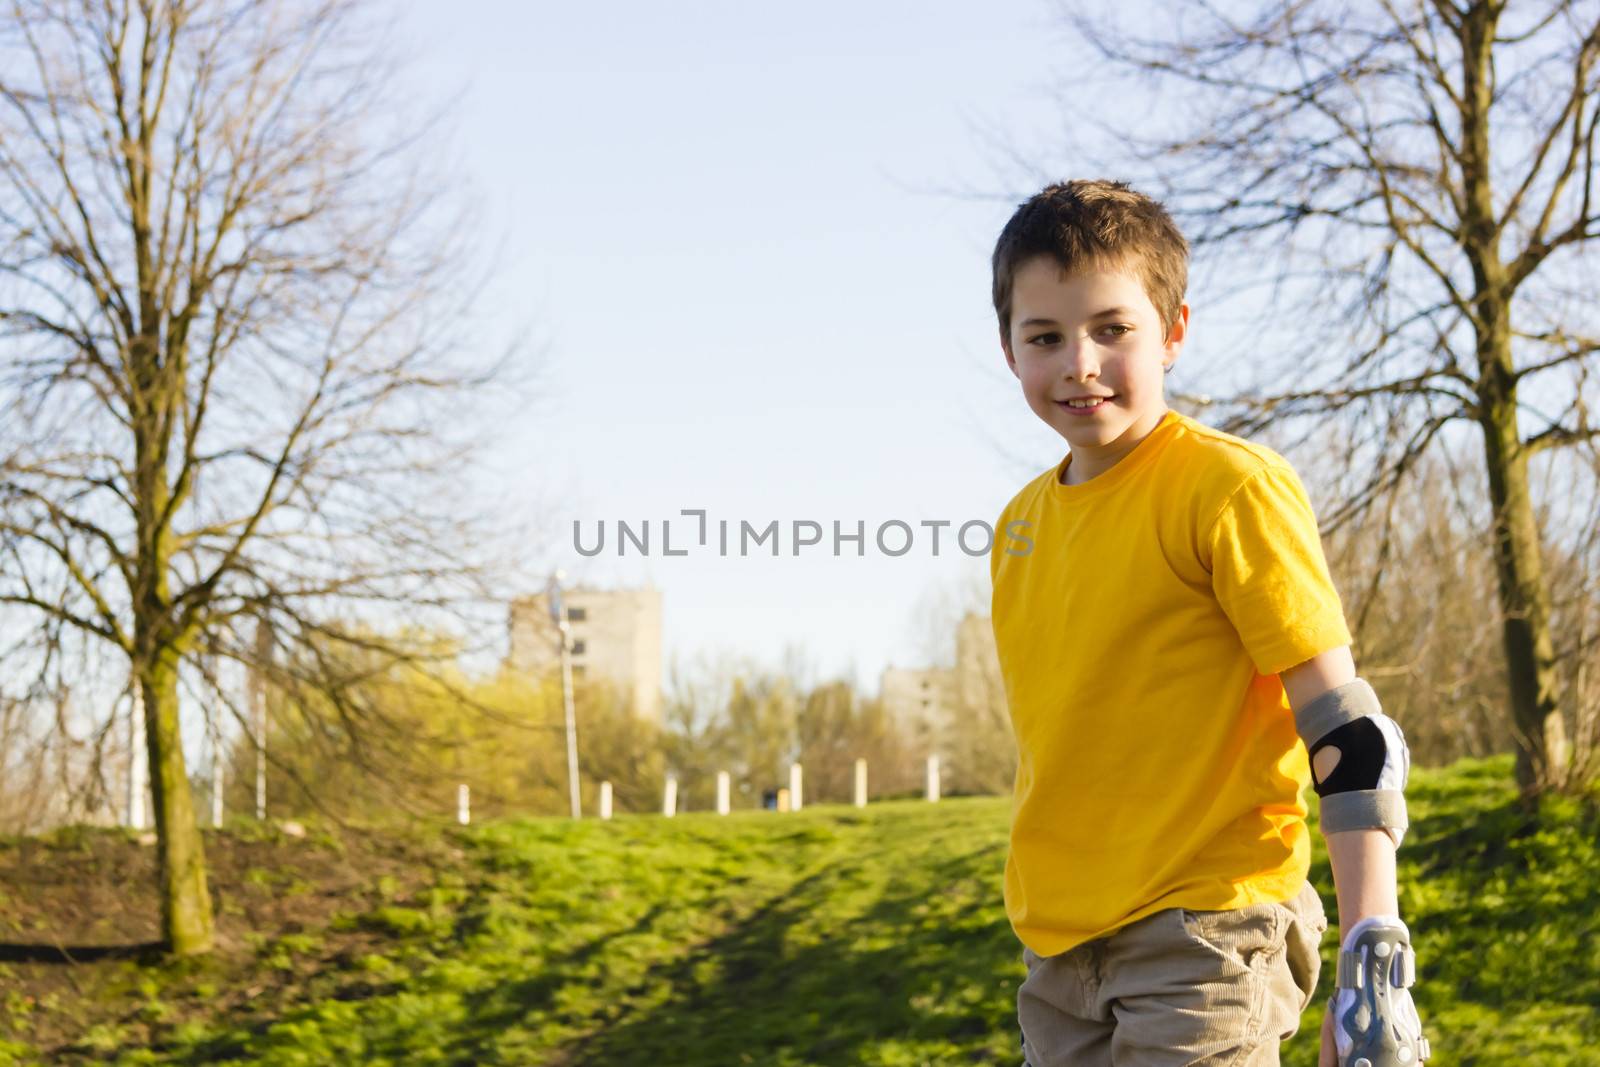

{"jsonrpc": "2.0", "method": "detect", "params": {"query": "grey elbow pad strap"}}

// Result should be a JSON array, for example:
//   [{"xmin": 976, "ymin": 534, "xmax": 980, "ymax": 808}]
[
  {"xmin": 1319, "ymin": 788, "xmax": 1408, "ymax": 835},
  {"xmin": 1295, "ymin": 678, "xmax": 1381, "ymax": 740}
]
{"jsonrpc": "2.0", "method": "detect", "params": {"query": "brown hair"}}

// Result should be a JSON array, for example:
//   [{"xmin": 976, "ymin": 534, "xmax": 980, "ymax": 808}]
[{"xmin": 991, "ymin": 179, "xmax": 1189, "ymax": 342}]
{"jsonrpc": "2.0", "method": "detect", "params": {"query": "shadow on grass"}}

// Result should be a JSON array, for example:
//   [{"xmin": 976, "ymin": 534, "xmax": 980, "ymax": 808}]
[
  {"xmin": 0, "ymin": 940, "xmax": 164, "ymax": 963},
  {"xmin": 551, "ymin": 844, "xmax": 1017, "ymax": 1066},
  {"xmin": 160, "ymin": 902, "xmax": 682, "ymax": 1066}
]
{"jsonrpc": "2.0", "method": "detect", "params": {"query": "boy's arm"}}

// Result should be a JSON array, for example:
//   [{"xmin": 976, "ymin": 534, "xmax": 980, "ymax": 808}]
[
  {"xmin": 1283, "ymin": 645, "xmax": 1430, "ymax": 1065},
  {"xmin": 1280, "ymin": 644, "xmax": 1399, "ymax": 938}
]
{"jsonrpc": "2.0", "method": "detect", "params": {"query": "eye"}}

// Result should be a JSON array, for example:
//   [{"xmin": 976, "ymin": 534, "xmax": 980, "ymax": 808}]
[
  {"xmin": 1100, "ymin": 324, "xmax": 1132, "ymax": 338},
  {"xmin": 1028, "ymin": 332, "xmax": 1061, "ymax": 346}
]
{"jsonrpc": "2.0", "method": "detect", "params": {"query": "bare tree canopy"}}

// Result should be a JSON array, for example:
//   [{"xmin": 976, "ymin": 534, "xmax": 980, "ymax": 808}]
[
  {"xmin": 1045, "ymin": 0, "xmax": 1600, "ymax": 795},
  {"xmin": 1, "ymin": 0, "xmax": 516, "ymax": 953}
]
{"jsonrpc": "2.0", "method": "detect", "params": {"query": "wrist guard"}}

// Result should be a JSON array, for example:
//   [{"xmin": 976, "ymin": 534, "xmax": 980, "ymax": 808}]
[{"xmin": 1331, "ymin": 915, "xmax": 1431, "ymax": 1066}]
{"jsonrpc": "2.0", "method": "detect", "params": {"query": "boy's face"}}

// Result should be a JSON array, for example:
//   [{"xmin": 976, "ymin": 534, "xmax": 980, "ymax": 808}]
[{"xmin": 1002, "ymin": 257, "xmax": 1189, "ymax": 481}]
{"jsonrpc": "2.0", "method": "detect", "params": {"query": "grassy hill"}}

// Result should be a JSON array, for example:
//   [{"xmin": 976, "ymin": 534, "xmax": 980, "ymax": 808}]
[{"xmin": 1, "ymin": 755, "xmax": 1596, "ymax": 1065}]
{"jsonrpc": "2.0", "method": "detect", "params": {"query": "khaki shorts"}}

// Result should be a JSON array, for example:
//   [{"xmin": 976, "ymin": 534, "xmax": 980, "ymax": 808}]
[{"xmin": 1018, "ymin": 881, "xmax": 1329, "ymax": 1066}]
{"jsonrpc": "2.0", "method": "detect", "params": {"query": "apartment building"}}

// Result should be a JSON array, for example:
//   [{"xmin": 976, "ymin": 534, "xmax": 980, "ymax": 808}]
[
  {"xmin": 878, "ymin": 611, "xmax": 1003, "ymax": 748},
  {"xmin": 508, "ymin": 585, "xmax": 663, "ymax": 725}
]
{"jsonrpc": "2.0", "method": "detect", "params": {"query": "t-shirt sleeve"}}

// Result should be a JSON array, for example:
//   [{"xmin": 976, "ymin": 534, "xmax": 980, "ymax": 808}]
[{"xmin": 1206, "ymin": 464, "xmax": 1353, "ymax": 676}]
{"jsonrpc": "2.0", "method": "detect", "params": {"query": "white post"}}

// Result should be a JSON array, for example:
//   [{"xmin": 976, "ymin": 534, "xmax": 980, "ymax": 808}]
[
  {"xmin": 212, "ymin": 761, "xmax": 225, "ymax": 829},
  {"xmin": 254, "ymin": 718, "xmax": 267, "ymax": 819},
  {"xmin": 663, "ymin": 774, "xmax": 678, "ymax": 817},
  {"xmin": 126, "ymin": 684, "xmax": 145, "ymax": 830},
  {"xmin": 209, "ymin": 718, "xmax": 224, "ymax": 830},
  {"xmin": 457, "ymin": 783, "xmax": 470, "ymax": 825},
  {"xmin": 599, "ymin": 781, "xmax": 613, "ymax": 820},
  {"xmin": 716, "ymin": 771, "xmax": 730, "ymax": 815},
  {"xmin": 854, "ymin": 758, "xmax": 868, "ymax": 808},
  {"xmin": 926, "ymin": 754, "xmax": 941, "ymax": 802},
  {"xmin": 789, "ymin": 762, "xmax": 803, "ymax": 812},
  {"xmin": 253, "ymin": 620, "xmax": 271, "ymax": 821},
  {"xmin": 205, "ymin": 656, "xmax": 224, "ymax": 830}
]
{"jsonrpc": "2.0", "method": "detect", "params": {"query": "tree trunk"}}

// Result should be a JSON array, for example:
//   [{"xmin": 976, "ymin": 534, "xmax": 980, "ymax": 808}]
[
  {"xmin": 141, "ymin": 646, "xmax": 215, "ymax": 955},
  {"xmin": 1478, "ymin": 357, "xmax": 1569, "ymax": 797},
  {"xmin": 132, "ymin": 320, "xmax": 215, "ymax": 954},
  {"xmin": 1459, "ymin": 1, "xmax": 1568, "ymax": 798}
]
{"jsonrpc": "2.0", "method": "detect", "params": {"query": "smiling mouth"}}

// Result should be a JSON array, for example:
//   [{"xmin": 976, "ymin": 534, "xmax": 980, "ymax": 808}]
[{"xmin": 1056, "ymin": 395, "xmax": 1115, "ymax": 411}]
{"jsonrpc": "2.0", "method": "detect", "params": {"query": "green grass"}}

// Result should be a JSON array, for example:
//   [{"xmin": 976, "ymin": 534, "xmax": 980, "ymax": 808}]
[{"xmin": 4, "ymin": 755, "xmax": 1597, "ymax": 1065}]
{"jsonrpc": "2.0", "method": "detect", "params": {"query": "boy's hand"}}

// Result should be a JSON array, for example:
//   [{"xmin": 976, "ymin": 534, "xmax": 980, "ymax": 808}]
[
  {"xmin": 1320, "ymin": 915, "xmax": 1430, "ymax": 1065},
  {"xmin": 1319, "ymin": 989, "xmax": 1429, "ymax": 1065}
]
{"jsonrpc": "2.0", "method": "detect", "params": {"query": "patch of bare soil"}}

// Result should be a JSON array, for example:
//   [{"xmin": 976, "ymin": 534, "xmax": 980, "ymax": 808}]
[{"xmin": 0, "ymin": 818, "xmax": 460, "ymax": 1060}]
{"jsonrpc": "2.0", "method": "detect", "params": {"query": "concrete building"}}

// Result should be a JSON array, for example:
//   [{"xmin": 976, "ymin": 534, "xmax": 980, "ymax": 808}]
[
  {"xmin": 952, "ymin": 612, "xmax": 1005, "ymax": 715},
  {"xmin": 878, "ymin": 666, "xmax": 953, "ymax": 747},
  {"xmin": 508, "ymin": 586, "xmax": 663, "ymax": 724},
  {"xmin": 879, "ymin": 612, "xmax": 1003, "ymax": 749}
]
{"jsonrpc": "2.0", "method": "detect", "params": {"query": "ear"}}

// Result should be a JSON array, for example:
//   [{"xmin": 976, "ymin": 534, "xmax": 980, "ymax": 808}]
[
  {"xmin": 1001, "ymin": 327, "xmax": 1019, "ymax": 379},
  {"xmin": 1163, "ymin": 302, "xmax": 1190, "ymax": 366}
]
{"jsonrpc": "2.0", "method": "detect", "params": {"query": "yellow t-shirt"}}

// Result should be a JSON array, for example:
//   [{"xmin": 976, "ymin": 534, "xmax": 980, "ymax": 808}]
[{"xmin": 989, "ymin": 408, "xmax": 1352, "ymax": 957}]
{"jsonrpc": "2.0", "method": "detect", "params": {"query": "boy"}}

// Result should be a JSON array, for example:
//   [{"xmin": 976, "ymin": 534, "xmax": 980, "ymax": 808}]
[{"xmin": 988, "ymin": 181, "xmax": 1431, "ymax": 1067}]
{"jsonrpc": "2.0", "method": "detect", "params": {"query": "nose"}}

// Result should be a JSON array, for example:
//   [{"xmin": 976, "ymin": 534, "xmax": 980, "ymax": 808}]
[{"xmin": 1059, "ymin": 336, "xmax": 1100, "ymax": 382}]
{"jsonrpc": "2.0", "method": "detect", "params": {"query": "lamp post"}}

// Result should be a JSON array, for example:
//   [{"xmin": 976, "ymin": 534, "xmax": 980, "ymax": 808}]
[{"xmin": 549, "ymin": 571, "xmax": 582, "ymax": 819}]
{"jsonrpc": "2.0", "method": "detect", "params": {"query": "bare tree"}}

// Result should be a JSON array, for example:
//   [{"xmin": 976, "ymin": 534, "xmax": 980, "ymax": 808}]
[
  {"xmin": 905, "ymin": 576, "xmax": 1014, "ymax": 795},
  {"xmin": 1048, "ymin": 0, "xmax": 1600, "ymax": 796},
  {"xmin": 942, "ymin": 612, "xmax": 1013, "ymax": 796},
  {"xmin": 0, "ymin": 0, "xmax": 514, "ymax": 954},
  {"xmin": 1323, "ymin": 448, "xmax": 1517, "ymax": 764},
  {"xmin": 797, "ymin": 680, "xmax": 864, "ymax": 802}
]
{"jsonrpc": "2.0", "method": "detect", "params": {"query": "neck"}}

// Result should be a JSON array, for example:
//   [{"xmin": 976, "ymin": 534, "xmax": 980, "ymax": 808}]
[{"xmin": 1061, "ymin": 406, "xmax": 1170, "ymax": 485}]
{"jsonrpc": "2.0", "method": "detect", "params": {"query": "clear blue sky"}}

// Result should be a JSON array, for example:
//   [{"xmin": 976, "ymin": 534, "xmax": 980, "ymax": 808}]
[{"xmin": 396, "ymin": 1, "xmax": 1103, "ymax": 692}]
